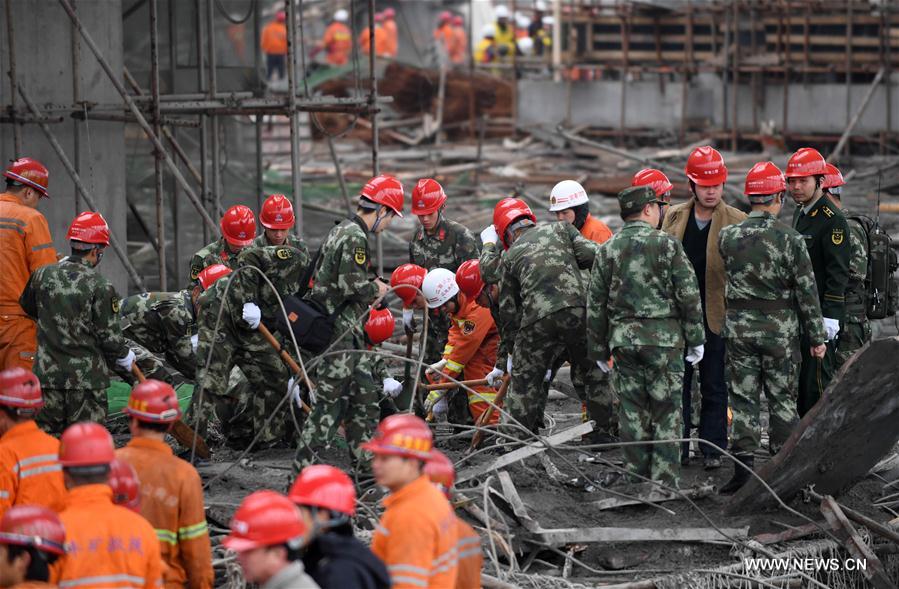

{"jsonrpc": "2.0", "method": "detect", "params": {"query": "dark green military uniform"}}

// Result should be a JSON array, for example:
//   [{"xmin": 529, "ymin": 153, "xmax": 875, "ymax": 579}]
[
  {"xmin": 792, "ymin": 196, "xmax": 850, "ymax": 415},
  {"xmin": 719, "ymin": 211, "xmax": 826, "ymax": 458},
  {"xmin": 119, "ymin": 290, "xmax": 197, "ymax": 383},
  {"xmin": 252, "ymin": 232, "xmax": 310, "ymax": 260},
  {"xmin": 835, "ymin": 207, "xmax": 871, "ymax": 368},
  {"xmin": 186, "ymin": 238, "xmax": 241, "ymax": 290},
  {"xmin": 19, "ymin": 256, "xmax": 130, "ymax": 434}
]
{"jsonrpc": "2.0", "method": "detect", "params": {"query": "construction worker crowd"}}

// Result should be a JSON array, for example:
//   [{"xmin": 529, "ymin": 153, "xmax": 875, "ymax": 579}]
[{"xmin": 0, "ymin": 138, "xmax": 884, "ymax": 587}]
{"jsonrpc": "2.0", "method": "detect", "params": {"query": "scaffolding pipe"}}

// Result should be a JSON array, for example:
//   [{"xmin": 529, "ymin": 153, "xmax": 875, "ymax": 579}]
[
  {"xmin": 206, "ymin": 0, "xmax": 221, "ymax": 217},
  {"xmin": 70, "ymin": 0, "xmax": 84, "ymax": 211},
  {"xmin": 368, "ymin": 0, "xmax": 383, "ymax": 276},
  {"xmin": 168, "ymin": 0, "xmax": 181, "ymax": 281},
  {"xmin": 254, "ymin": 0, "xmax": 263, "ymax": 210},
  {"xmin": 4, "ymin": 0, "xmax": 21, "ymax": 154},
  {"xmin": 150, "ymin": 0, "xmax": 167, "ymax": 289},
  {"xmin": 196, "ymin": 0, "xmax": 210, "ymax": 242},
  {"xmin": 285, "ymin": 0, "xmax": 303, "ymax": 235}
]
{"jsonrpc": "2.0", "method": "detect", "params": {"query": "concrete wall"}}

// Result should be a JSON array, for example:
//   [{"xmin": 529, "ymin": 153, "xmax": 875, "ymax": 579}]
[{"xmin": 0, "ymin": 0, "xmax": 128, "ymax": 293}]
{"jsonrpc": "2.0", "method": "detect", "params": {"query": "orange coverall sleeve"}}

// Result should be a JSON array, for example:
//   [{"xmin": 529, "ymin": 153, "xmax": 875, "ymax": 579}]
[
  {"xmin": 0, "ymin": 448, "xmax": 18, "ymax": 519},
  {"xmin": 179, "ymin": 469, "xmax": 213, "ymax": 589},
  {"xmin": 25, "ymin": 215, "xmax": 56, "ymax": 272},
  {"xmin": 443, "ymin": 303, "xmax": 495, "ymax": 376},
  {"xmin": 377, "ymin": 512, "xmax": 439, "ymax": 589}
]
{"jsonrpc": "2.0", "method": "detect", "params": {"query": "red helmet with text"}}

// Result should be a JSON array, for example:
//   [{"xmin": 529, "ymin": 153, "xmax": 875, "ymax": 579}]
[
  {"xmin": 3, "ymin": 157, "xmax": 49, "ymax": 198},
  {"xmin": 685, "ymin": 146, "xmax": 727, "ymax": 186}
]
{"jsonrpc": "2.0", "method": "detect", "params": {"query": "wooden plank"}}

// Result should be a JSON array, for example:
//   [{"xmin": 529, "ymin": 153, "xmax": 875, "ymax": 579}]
[
  {"xmin": 592, "ymin": 484, "xmax": 714, "ymax": 510},
  {"xmin": 820, "ymin": 495, "xmax": 897, "ymax": 589},
  {"xmin": 537, "ymin": 525, "xmax": 749, "ymax": 545},
  {"xmin": 752, "ymin": 521, "xmax": 831, "ymax": 545},
  {"xmin": 496, "ymin": 471, "xmax": 542, "ymax": 533}
]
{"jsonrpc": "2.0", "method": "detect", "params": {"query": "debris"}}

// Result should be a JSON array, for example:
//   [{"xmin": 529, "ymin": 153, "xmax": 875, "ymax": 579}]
[
  {"xmin": 592, "ymin": 483, "xmax": 715, "ymax": 511},
  {"xmin": 536, "ymin": 525, "xmax": 749, "ymax": 546},
  {"xmin": 819, "ymin": 494, "xmax": 897, "ymax": 589}
]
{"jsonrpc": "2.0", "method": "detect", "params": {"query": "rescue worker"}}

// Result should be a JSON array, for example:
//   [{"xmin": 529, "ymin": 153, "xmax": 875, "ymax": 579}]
[
  {"xmin": 223, "ymin": 491, "xmax": 319, "ymax": 588},
  {"xmin": 382, "ymin": 7, "xmax": 398, "ymax": 58},
  {"xmin": 455, "ymin": 260, "xmax": 511, "ymax": 393},
  {"xmin": 361, "ymin": 307, "xmax": 403, "ymax": 421},
  {"xmin": 0, "ymin": 505, "xmax": 66, "ymax": 587},
  {"xmin": 492, "ymin": 5, "xmax": 516, "ymax": 61},
  {"xmin": 359, "ymin": 13, "xmax": 390, "ymax": 57},
  {"xmin": 0, "ymin": 368, "xmax": 66, "ymax": 518},
  {"xmin": 587, "ymin": 186, "xmax": 705, "ymax": 488},
  {"xmin": 492, "ymin": 198, "xmax": 605, "ymax": 436},
  {"xmin": 19, "ymin": 212, "xmax": 134, "ymax": 435},
  {"xmin": 424, "ymin": 451, "xmax": 482, "ymax": 589},
  {"xmin": 450, "ymin": 15, "xmax": 467, "ymax": 65},
  {"xmin": 116, "ymin": 380, "xmax": 213, "ymax": 589},
  {"xmin": 421, "ymin": 268, "xmax": 500, "ymax": 424},
  {"xmin": 434, "ymin": 11, "xmax": 454, "ymax": 61},
  {"xmin": 390, "ymin": 264, "xmax": 429, "ymax": 411},
  {"xmin": 318, "ymin": 9, "xmax": 352, "ymax": 66},
  {"xmin": 186, "ymin": 204, "xmax": 256, "ymax": 290},
  {"xmin": 53, "ymin": 422, "xmax": 163, "ymax": 589},
  {"xmin": 474, "ymin": 25, "xmax": 497, "ymax": 64},
  {"xmin": 109, "ymin": 458, "xmax": 141, "ymax": 513},
  {"xmin": 261, "ymin": 11, "xmax": 288, "ymax": 82},
  {"xmin": 632, "ymin": 168, "xmax": 674, "ymax": 228},
  {"xmin": 295, "ymin": 175, "xmax": 400, "ymax": 473},
  {"xmin": 662, "ymin": 146, "xmax": 746, "ymax": 469},
  {"xmin": 787, "ymin": 147, "xmax": 849, "ymax": 416},
  {"xmin": 289, "ymin": 465, "xmax": 390, "ymax": 589},
  {"xmin": 0, "ymin": 158, "xmax": 56, "ymax": 371},
  {"xmin": 363, "ymin": 414, "xmax": 458, "ymax": 588},
  {"xmin": 717, "ymin": 162, "xmax": 827, "ymax": 494},
  {"xmin": 254, "ymin": 194, "xmax": 308, "ymax": 255},
  {"xmin": 822, "ymin": 163, "xmax": 870, "ymax": 368},
  {"xmin": 528, "ymin": 1, "xmax": 550, "ymax": 56}
]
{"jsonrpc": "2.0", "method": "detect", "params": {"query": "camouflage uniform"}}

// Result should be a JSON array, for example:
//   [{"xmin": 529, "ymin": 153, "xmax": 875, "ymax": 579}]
[
  {"xmin": 295, "ymin": 216, "xmax": 382, "ymax": 472},
  {"xmin": 587, "ymin": 219, "xmax": 704, "ymax": 488},
  {"xmin": 185, "ymin": 238, "xmax": 241, "ymax": 290},
  {"xmin": 835, "ymin": 209, "xmax": 871, "ymax": 368},
  {"xmin": 718, "ymin": 211, "xmax": 826, "ymax": 457},
  {"xmin": 498, "ymin": 222, "xmax": 607, "ymax": 434},
  {"xmin": 252, "ymin": 232, "xmax": 310, "ymax": 259},
  {"xmin": 119, "ymin": 290, "xmax": 197, "ymax": 383},
  {"xmin": 19, "ymin": 256, "xmax": 129, "ymax": 434}
]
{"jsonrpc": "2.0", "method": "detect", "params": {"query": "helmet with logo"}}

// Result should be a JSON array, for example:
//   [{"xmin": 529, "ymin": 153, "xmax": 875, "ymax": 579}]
[
  {"xmin": 360, "ymin": 414, "xmax": 433, "ymax": 459},
  {"xmin": 220, "ymin": 205, "xmax": 257, "ymax": 247},
  {"xmin": 288, "ymin": 465, "xmax": 356, "ymax": 516},
  {"xmin": 455, "ymin": 259, "xmax": 484, "ymax": 299},
  {"xmin": 124, "ymin": 379, "xmax": 181, "ymax": 423},
  {"xmin": 744, "ymin": 161, "xmax": 786, "ymax": 197},
  {"xmin": 260, "ymin": 194, "xmax": 295, "ymax": 230},
  {"xmin": 685, "ymin": 146, "xmax": 728, "ymax": 186},
  {"xmin": 493, "ymin": 198, "xmax": 535, "ymax": 250},
  {"xmin": 59, "ymin": 422, "xmax": 115, "ymax": 467},
  {"xmin": 632, "ymin": 168, "xmax": 674, "ymax": 198},
  {"xmin": 548, "ymin": 180, "xmax": 589, "ymax": 212},
  {"xmin": 822, "ymin": 163, "xmax": 845, "ymax": 190},
  {"xmin": 360, "ymin": 175, "xmax": 404, "ymax": 217},
  {"xmin": 390, "ymin": 264, "xmax": 427, "ymax": 307},
  {"xmin": 411, "ymin": 179, "xmax": 447, "ymax": 216},
  {"xmin": 422, "ymin": 268, "xmax": 459, "ymax": 309},
  {"xmin": 785, "ymin": 147, "xmax": 827, "ymax": 178},
  {"xmin": 0, "ymin": 506, "xmax": 66, "ymax": 556},
  {"xmin": 364, "ymin": 307, "xmax": 395, "ymax": 345},
  {"xmin": 66, "ymin": 211, "xmax": 110, "ymax": 246},
  {"xmin": 223, "ymin": 491, "xmax": 308, "ymax": 552},
  {"xmin": 3, "ymin": 157, "xmax": 49, "ymax": 198}
]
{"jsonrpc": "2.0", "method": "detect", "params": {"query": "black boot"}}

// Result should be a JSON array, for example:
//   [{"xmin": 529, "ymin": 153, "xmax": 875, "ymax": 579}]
[{"xmin": 719, "ymin": 454, "xmax": 754, "ymax": 495}]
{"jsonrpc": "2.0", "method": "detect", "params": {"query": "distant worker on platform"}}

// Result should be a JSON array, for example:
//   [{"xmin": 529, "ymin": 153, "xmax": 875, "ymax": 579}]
[
  {"xmin": 261, "ymin": 11, "xmax": 288, "ymax": 83},
  {"xmin": 317, "ymin": 9, "xmax": 352, "ymax": 66}
]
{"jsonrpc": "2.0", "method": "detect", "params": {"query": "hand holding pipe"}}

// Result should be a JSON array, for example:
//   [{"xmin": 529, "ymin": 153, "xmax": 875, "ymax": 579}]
[{"xmin": 256, "ymin": 324, "xmax": 313, "ymax": 414}]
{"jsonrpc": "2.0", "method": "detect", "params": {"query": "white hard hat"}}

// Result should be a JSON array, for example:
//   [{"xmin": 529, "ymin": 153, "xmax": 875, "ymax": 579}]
[
  {"xmin": 481, "ymin": 23, "xmax": 496, "ymax": 38},
  {"xmin": 535, "ymin": 0, "xmax": 548, "ymax": 11},
  {"xmin": 515, "ymin": 13, "xmax": 531, "ymax": 29},
  {"xmin": 422, "ymin": 268, "xmax": 459, "ymax": 309},
  {"xmin": 334, "ymin": 8, "xmax": 348, "ymax": 22},
  {"xmin": 517, "ymin": 36, "xmax": 534, "ymax": 56},
  {"xmin": 542, "ymin": 15, "xmax": 555, "ymax": 26},
  {"xmin": 495, "ymin": 5, "xmax": 510, "ymax": 19},
  {"xmin": 549, "ymin": 180, "xmax": 589, "ymax": 211}
]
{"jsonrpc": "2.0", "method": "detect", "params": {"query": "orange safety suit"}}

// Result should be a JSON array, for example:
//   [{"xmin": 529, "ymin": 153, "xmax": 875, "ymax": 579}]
[
  {"xmin": 442, "ymin": 292, "xmax": 500, "ymax": 424},
  {"xmin": 52, "ymin": 484, "xmax": 163, "ymax": 589},
  {"xmin": 116, "ymin": 438, "xmax": 213, "ymax": 589},
  {"xmin": 449, "ymin": 26, "xmax": 467, "ymax": 64},
  {"xmin": 433, "ymin": 24, "xmax": 454, "ymax": 57},
  {"xmin": 383, "ymin": 18, "xmax": 398, "ymax": 57},
  {"xmin": 0, "ymin": 193, "xmax": 56, "ymax": 370},
  {"xmin": 454, "ymin": 517, "xmax": 482, "ymax": 589},
  {"xmin": 260, "ymin": 20, "xmax": 288, "ymax": 55},
  {"xmin": 11, "ymin": 583, "xmax": 58, "ymax": 588},
  {"xmin": 372, "ymin": 475, "xmax": 458, "ymax": 589},
  {"xmin": 580, "ymin": 213, "xmax": 613, "ymax": 244},
  {"xmin": 0, "ymin": 420, "xmax": 66, "ymax": 519},
  {"xmin": 322, "ymin": 22, "xmax": 352, "ymax": 65},
  {"xmin": 359, "ymin": 25, "xmax": 390, "ymax": 57}
]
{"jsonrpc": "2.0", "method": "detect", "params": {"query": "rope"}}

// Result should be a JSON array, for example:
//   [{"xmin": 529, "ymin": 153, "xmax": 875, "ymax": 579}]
[{"xmin": 213, "ymin": 0, "xmax": 255, "ymax": 25}]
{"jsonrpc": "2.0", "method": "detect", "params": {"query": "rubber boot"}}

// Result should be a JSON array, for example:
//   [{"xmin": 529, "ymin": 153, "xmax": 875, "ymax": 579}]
[{"xmin": 719, "ymin": 454, "xmax": 754, "ymax": 495}]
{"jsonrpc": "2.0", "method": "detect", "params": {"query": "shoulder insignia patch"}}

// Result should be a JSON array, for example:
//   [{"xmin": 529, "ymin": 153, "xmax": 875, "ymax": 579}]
[
  {"xmin": 822, "ymin": 205, "xmax": 834, "ymax": 218},
  {"xmin": 276, "ymin": 247, "xmax": 292, "ymax": 260},
  {"xmin": 354, "ymin": 247, "xmax": 367, "ymax": 265},
  {"xmin": 112, "ymin": 298, "xmax": 121, "ymax": 314},
  {"xmin": 461, "ymin": 320, "xmax": 476, "ymax": 335},
  {"xmin": 831, "ymin": 228, "xmax": 845, "ymax": 245},
  {"xmin": 190, "ymin": 266, "xmax": 202, "ymax": 280}
]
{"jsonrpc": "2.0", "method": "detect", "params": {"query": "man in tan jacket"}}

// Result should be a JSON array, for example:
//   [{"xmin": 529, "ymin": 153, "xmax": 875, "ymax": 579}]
[{"xmin": 662, "ymin": 146, "xmax": 746, "ymax": 470}]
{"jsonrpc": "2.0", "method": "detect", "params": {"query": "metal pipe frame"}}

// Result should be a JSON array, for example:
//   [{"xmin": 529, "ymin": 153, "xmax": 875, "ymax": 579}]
[
  {"xmin": 206, "ymin": 0, "xmax": 221, "ymax": 218},
  {"xmin": 285, "ymin": 0, "xmax": 303, "ymax": 236},
  {"xmin": 4, "ymin": 0, "xmax": 21, "ymax": 154},
  {"xmin": 150, "ymin": 0, "xmax": 166, "ymax": 289}
]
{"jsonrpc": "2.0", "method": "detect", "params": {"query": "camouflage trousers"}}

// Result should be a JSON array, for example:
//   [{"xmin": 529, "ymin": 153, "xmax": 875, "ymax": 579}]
[
  {"xmin": 726, "ymin": 337, "xmax": 799, "ymax": 457},
  {"xmin": 294, "ymin": 344, "xmax": 381, "ymax": 473},
  {"xmin": 834, "ymin": 319, "xmax": 871, "ymax": 370},
  {"xmin": 612, "ymin": 345, "xmax": 683, "ymax": 488},
  {"xmin": 37, "ymin": 388, "xmax": 107, "ymax": 436},
  {"xmin": 507, "ymin": 307, "xmax": 608, "ymax": 434},
  {"xmin": 547, "ymin": 349, "xmax": 615, "ymax": 438}
]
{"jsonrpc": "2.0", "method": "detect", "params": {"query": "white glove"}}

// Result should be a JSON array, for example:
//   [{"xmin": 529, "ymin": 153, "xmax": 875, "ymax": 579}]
[
  {"xmin": 116, "ymin": 349, "xmax": 136, "ymax": 370},
  {"xmin": 506, "ymin": 356, "xmax": 513, "ymax": 373},
  {"xmin": 480, "ymin": 225, "xmax": 499, "ymax": 245},
  {"xmin": 383, "ymin": 377, "xmax": 402, "ymax": 398},
  {"xmin": 431, "ymin": 397, "xmax": 448, "ymax": 419},
  {"xmin": 485, "ymin": 367, "xmax": 505, "ymax": 387},
  {"xmin": 402, "ymin": 308, "xmax": 416, "ymax": 332},
  {"xmin": 242, "ymin": 302, "xmax": 261, "ymax": 329},
  {"xmin": 596, "ymin": 360, "xmax": 611, "ymax": 374},
  {"xmin": 544, "ymin": 369, "xmax": 553, "ymax": 382},
  {"xmin": 190, "ymin": 334, "xmax": 199, "ymax": 353},
  {"xmin": 685, "ymin": 344, "xmax": 705, "ymax": 366},
  {"xmin": 823, "ymin": 317, "xmax": 840, "ymax": 341},
  {"xmin": 427, "ymin": 358, "xmax": 447, "ymax": 376},
  {"xmin": 288, "ymin": 377, "xmax": 302, "ymax": 408}
]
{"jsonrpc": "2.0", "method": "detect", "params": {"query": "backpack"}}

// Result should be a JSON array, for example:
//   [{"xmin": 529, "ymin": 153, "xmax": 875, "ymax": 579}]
[{"xmin": 848, "ymin": 215, "xmax": 899, "ymax": 320}]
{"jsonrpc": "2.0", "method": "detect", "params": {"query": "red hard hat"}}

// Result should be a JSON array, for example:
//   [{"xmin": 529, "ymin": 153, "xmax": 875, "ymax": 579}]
[
  {"xmin": 3, "ymin": 157, "xmax": 49, "ymax": 198},
  {"xmin": 390, "ymin": 264, "xmax": 427, "ymax": 307},
  {"xmin": 109, "ymin": 458, "xmax": 141, "ymax": 513},
  {"xmin": 493, "ymin": 198, "xmax": 536, "ymax": 249},
  {"xmin": 360, "ymin": 175, "xmax": 404, "ymax": 217},
  {"xmin": 411, "ymin": 179, "xmax": 447, "ymax": 216},
  {"xmin": 223, "ymin": 490, "xmax": 308, "ymax": 552},
  {"xmin": 360, "ymin": 414, "xmax": 433, "ymax": 459},
  {"xmin": 455, "ymin": 259, "xmax": 484, "ymax": 299},
  {"xmin": 685, "ymin": 146, "xmax": 728, "ymax": 186},
  {"xmin": 0, "ymin": 367, "xmax": 43, "ymax": 412},
  {"xmin": 822, "ymin": 163, "xmax": 846, "ymax": 190},
  {"xmin": 0, "ymin": 506, "xmax": 66, "ymax": 556},
  {"xmin": 424, "ymin": 450, "xmax": 455, "ymax": 499},
  {"xmin": 364, "ymin": 307, "xmax": 395, "ymax": 345},
  {"xmin": 375, "ymin": 12, "xmax": 385, "ymax": 23},
  {"xmin": 198, "ymin": 263, "xmax": 233, "ymax": 290},
  {"xmin": 220, "ymin": 205, "xmax": 257, "ymax": 247},
  {"xmin": 785, "ymin": 147, "xmax": 827, "ymax": 178},
  {"xmin": 288, "ymin": 465, "xmax": 356, "ymax": 516},
  {"xmin": 452, "ymin": 15, "xmax": 463, "ymax": 26},
  {"xmin": 632, "ymin": 168, "xmax": 674, "ymax": 198},
  {"xmin": 276, "ymin": 11, "xmax": 286, "ymax": 22},
  {"xmin": 66, "ymin": 211, "xmax": 110, "ymax": 246},
  {"xmin": 260, "ymin": 194, "xmax": 295, "ymax": 230},
  {"xmin": 125, "ymin": 379, "xmax": 181, "ymax": 423},
  {"xmin": 59, "ymin": 422, "xmax": 115, "ymax": 467},
  {"xmin": 744, "ymin": 161, "xmax": 786, "ymax": 196},
  {"xmin": 439, "ymin": 10, "xmax": 452, "ymax": 21},
  {"xmin": 384, "ymin": 7, "xmax": 396, "ymax": 18}
]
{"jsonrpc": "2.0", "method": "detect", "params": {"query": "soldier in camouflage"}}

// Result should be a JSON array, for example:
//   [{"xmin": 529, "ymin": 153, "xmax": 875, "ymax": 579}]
[
  {"xmin": 19, "ymin": 212, "xmax": 135, "ymax": 434},
  {"xmin": 587, "ymin": 187, "xmax": 705, "ymax": 488},
  {"xmin": 253, "ymin": 193, "xmax": 310, "ymax": 258},
  {"xmin": 294, "ymin": 175, "xmax": 401, "ymax": 474},
  {"xmin": 186, "ymin": 205, "xmax": 257, "ymax": 290},
  {"xmin": 718, "ymin": 163, "xmax": 827, "ymax": 494}
]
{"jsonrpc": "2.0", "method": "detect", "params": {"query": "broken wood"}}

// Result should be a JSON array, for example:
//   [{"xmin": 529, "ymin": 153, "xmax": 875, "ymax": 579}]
[
  {"xmin": 496, "ymin": 471, "xmax": 541, "ymax": 533},
  {"xmin": 419, "ymin": 378, "xmax": 488, "ymax": 392},
  {"xmin": 819, "ymin": 494, "xmax": 897, "ymax": 589},
  {"xmin": 593, "ymin": 483, "xmax": 715, "ymax": 510},
  {"xmin": 809, "ymin": 489, "xmax": 899, "ymax": 546},
  {"xmin": 536, "ymin": 525, "xmax": 749, "ymax": 546},
  {"xmin": 257, "ymin": 324, "xmax": 312, "ymax": 414},
  {"xmin": 752, "ymin": 521, "xmax": 831, "ymax": 545}
]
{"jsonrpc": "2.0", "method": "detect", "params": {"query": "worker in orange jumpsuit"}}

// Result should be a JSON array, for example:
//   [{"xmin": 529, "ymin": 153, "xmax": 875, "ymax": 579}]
[
  {"xmin": 318, "ymin": 9, "xmax": 352, "ymax": 66},
  {"xmin": 425, "ymin": 451, "xmax": 482, "ymax": 589},
  {"xmin": 382, "ymin": 7, "xmax": 398, "ymax": 58},
  {"xmin": 0, "ymin": 158, "xmax": 56, "ymax": 371},
  {"xmin": 52, "ymin": 422, "xmax": 163, "ymax": 589},
  {"xmin": 421, "ymin": 268, "xmax": 500, "ymax": 425},
  {"xmin": 359, "ymin": 13, "xmax": 390, "ymax": 57},
  {"xmin": 449, "ymin": 15, "xmax": 467, "ymax": 64},
  {"xmin": 0, "ymin": 368, "xmax": 66, "ymax": 519},
  {"xmin": 0, "ymin": 505, "xmax": 67, "ymax": 588},
  {"xmin": 433, "ymin": 11, "xmax": 454, "ymax": 60},
  {"xmin": 363, "ymin": 415, "xmax": 458, "ymax": 589},
  {"xmin": 116, "ymin": 380, "xmax": 213, "ymax": 589},
  {"xmin": 261, "ymin": 10, "xmax": 288, "ymax": 82}
]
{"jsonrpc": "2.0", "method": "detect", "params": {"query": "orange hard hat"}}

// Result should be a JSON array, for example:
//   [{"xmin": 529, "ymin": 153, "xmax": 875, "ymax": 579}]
[
  {"xmin": 390, "ymin": 263, "xmax": 427, "ymax": 307},
  {"xmin": 360, "ymin": 414, "xmax": 433, "ymax": 459},
  {"xmin": 109, "ymin": 458, "xmax": 141, "ymax": 513},
  {"xmin": 632, "ymin": 168, "xmax": 674, "ymax": 198},
  {"xmin": 288, "ymin": 465, "xmax": 356, "ymax": 516},
  {"xmin": 198, "ymin": 263, "xmax": 233, "ymax": 290},
  {"xmin": 360, "ymin": 175, "xmax": 404, "ymax": 217},
  {"xmin": 59, "ymin": 422, "xmax": 115, "ymax": 467},
  {"xmin": 744, "ymin": 162, "xmax": 786, "ymax": 196},
  {"xmin": 685, "ymin": 146, "xmax": 727, "ymax": 186},
  {"xmin": 66, "ymin": 211, "xmax": 111, "ymax": 246},
  {"xmin": 3, "ymin": 157, "xmax": 49, "ymax": 198},
  {"xmin": 364, "ymin": 307, "xmax": 395, "ymax": 345},
  {"xmin": 125, "ymin": 379, "xmax": 181, "ymax": 423},
  {"xmin": 0, "ymin": 367, "xmax": 43, "ymax": 413},
  {"xmin": 785, "ymin": 147, "xmax": 827, "ymax": 178},
  {"xmin": 220, "ymin": 205, "xmax": 257, "ymax": 247},
  {"xmin": 822, "ymin": 163, "xmax": 846, "ymax": 190},
  {"xmin": 223, "ymin": 490, "xmax": 308, "ymax": 552},
  {"xmin": 424, "ymin": 449, "xmax": 455, "ymax": 498},
  {"xmin": 411, "ymin": 179, "xmax": 447, "ymax": 216},
  {"xmin": 0, "ymin": 506, "xmax": 66, "ymax": 556},
  {"xmin": 260, "ymin": 194, "xmax": 295, "ymax": 230},
  {"xmin": 493, "ymin": 198, "xmax": 535, "ymax": 250},
  {"xmin": 455, "ymin": 259, "xmax": 484, "ymax": 299}
]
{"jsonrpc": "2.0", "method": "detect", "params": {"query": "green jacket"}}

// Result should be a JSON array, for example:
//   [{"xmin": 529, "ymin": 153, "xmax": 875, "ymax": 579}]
[{"xmin": 792, "ymin": 196, "xmax": 850, "ymax": 320}]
